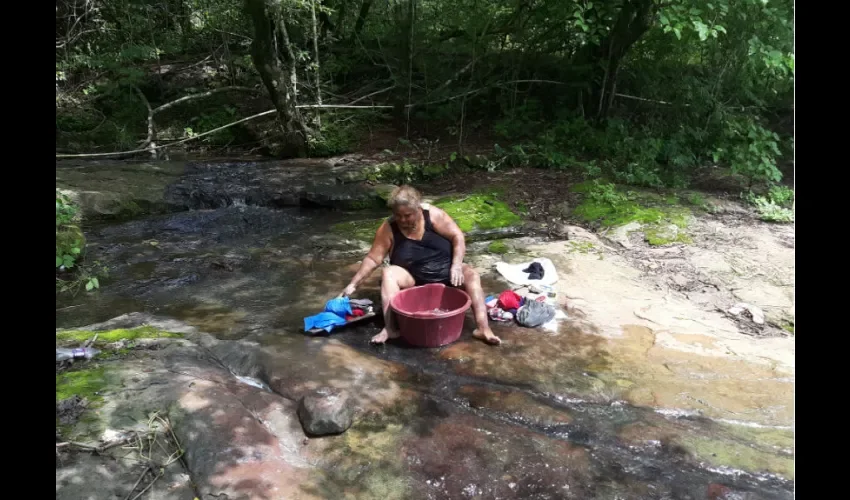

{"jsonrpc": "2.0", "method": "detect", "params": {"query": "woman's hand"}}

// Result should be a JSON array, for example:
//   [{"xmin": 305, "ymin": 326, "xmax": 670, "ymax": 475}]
[
  {"xmin": 450, "ymin": 264, "xmax": 464, "ymax": 287},
  {"xmin": 342, "ymin": 283, "xmax": 357, "ymax": 297}
]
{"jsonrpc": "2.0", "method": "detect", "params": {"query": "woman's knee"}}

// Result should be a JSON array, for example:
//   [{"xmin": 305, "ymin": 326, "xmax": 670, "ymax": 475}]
[
  {"xmin": 382, "ymin": 265, "xmax": 402, "ymax": 281},
  {"xmin": 462, "ymin": 265, "xmax": 481, "ymax": 285},
  {"xmin": 382, "ymin": 265, "xmax": 413, "ymax": 287}
]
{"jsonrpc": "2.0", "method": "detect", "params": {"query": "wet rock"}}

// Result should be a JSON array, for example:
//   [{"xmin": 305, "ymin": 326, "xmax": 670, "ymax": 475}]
[
  {"xmin": 728, "ymin": 302, "xmax": 766, "ymax": 325},
  {"xmin": 56, "ymin": 161, "xmax": 186, "ymax": 220},
  {"xmin": 297, "ymin": 387, "xmax": 354, "ymax": 436},
  {"xmin": 56, "ymin": 396, "xmax": 88, "ymax": 426},
  {"xmin": 373, "ymin": 183, "xmax": 397, "ymax": 203},
  {"xmin": 163, "ymin": 159, "xmax": 385, "ymax": 211},
  {"xmin": 670, "ymin": 274, "xmax": 690, "ymax": 288}
]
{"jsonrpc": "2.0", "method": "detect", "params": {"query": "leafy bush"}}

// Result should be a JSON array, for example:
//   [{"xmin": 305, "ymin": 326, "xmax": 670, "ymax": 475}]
[
  {"xmin": 308, "ymin": 117, "xmax": 363, "ymax": 157},
  {"xmin": 743, "ymin": 184, "xmax": 794, "ymax": 223},
  {"xmin": 586, "ymin": 180, "xmax": 629, "ymax": 208},
  {"xmin": 184, "ymin": 106, "xmax": 239, "ymax": 145},
  {"xmin": 713, "ymin": 117, "xmax": 783, "ymax": 184},
  {"xmin": 364, "ymin": 159, "xmax": 451, "ymax": 185},
  {"xmin": 56, "ymin": 191, "xmax": 83, "ymax": 270},
  {"xmin": 768, "ymin": 185, "xmax": 795, "ymax": 207},
  {"xmin": 56, "ymin": 191, "xmax": 104, "ymax": 293},
  {"xmin": 750, "ymin": 196, "xmax": 794, "ymax": 223},
  {"xmin": 492, "ymin": 113, "xmax": 698, "ymax": 187}
]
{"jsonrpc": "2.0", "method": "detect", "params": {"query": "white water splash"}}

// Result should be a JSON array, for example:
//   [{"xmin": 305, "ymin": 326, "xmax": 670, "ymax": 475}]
[{"xmin": 235, "ymin": 374, "xmax": 270, "ymax": 391}]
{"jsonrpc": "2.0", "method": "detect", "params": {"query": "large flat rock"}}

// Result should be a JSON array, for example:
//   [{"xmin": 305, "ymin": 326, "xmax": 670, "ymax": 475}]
[{"xmin": 57, "ymin": 157, "xmax": 389, "ymax": 222}]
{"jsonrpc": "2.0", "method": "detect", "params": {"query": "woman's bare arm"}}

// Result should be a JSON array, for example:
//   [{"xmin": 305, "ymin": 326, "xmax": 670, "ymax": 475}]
[{"xmin": 344, "ymin": 221, "xmax": 393, "ymax": 293}]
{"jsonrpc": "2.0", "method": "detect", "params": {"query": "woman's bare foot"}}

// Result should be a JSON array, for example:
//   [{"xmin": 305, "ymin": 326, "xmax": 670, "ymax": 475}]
[
  {"xmin": 473, "ymin": 328, "xmax": 501, "ymax": 345},
  {"xmin": 370, "ymin": 328, "xmax": 400, "ymax": 344}
]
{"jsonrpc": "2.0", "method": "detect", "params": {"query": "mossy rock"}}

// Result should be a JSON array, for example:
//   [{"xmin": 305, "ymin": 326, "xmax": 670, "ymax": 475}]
[
  {"xmin": 675, "ymin": 433, "xmax": 794, "ymax": 480},
  {"xmin": 433, "ymin": 193, "xmax": 522, "ymax": 232},
  {"xmin": 373, "ymin": 184, "xmax": 397, "ymax": 204},
  {"xmin": 331, "ymin": 218, "xmax": 385, "ymax": 242},
  {"xmin": 56, "ymin": 162, "xmax": 185, "ymax": 221},
  {"xmin": 56, "ymin": 366, "xmax": 110, "ymax": 403},
  {"xmin": 487, "ymin": 240, "xmax": 510, "ymax": 254},
  {"xmin": 573, "ymin": 185, "xmax": 693, "ymax": 244},
  {"xmin": 56, "ymin": 325, "xmax": 183, "ymax": 348},
  {"xmin": 573, "ymin": 199, "xmax": 666, "ymax": 227}
]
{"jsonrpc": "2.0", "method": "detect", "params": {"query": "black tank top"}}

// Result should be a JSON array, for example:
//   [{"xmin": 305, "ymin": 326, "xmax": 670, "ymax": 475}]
[{"xmin": 389, "ymin": 208, "xmax": 453, "ymax": 285}]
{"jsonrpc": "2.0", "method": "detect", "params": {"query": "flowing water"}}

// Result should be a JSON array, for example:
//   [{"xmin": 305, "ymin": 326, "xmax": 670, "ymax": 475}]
[{"xmin": 56, "ymin": 168, "xmax": 794, "ymax": 499}]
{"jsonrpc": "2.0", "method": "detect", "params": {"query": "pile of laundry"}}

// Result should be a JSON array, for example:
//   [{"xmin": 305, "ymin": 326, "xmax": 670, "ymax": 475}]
[
  {"xmin": 487, "ymin": 289, "xmax": 561, "ymax": 328},
  {"xmin": 304, "ymin": 297, "xmax": 375, "ymax": 333},
  {"xmin": 488, "ymin": 257, "xmax": 568, "ymax": 330}
]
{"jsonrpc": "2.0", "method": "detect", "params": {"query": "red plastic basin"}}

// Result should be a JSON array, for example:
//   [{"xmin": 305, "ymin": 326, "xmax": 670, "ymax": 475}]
[{"xmin": 390, "ymin": 283, "xmax": 472, "ymax": 347}]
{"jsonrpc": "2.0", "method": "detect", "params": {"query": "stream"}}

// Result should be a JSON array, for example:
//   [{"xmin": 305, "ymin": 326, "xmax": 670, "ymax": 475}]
[{"xmin": 56, "ymin": 161, "xmax": 794, "ymax": 499}]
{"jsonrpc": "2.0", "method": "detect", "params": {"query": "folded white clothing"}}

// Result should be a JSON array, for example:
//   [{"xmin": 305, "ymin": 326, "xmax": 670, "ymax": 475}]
[{"xmin": 494, "ymin": 257, "xmax": 559, "ymax": 286}]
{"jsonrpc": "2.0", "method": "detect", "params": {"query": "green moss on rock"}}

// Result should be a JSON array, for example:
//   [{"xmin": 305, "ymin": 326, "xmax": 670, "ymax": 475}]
[
  {"xmin": 487, "ymin": 240, "xmax": 510, "ymax": 254},
  {"xmin": 56, "ymin": 326, "xmax": 182, "ymax": 346},
  {"xmin": 676, "ymin": 433, "xmax": 794, "ymax": 480},
  {"xmin": 331, "ymin": 218, "xmax": 384, "ymax": 242},
  {"xmin": 573, "ymin": 199, "xmax": 666, "ymax": 227},
  {"xmin": 56, "ymin": 366, "xmax": 108, "ymax": 403},
  {"xmin": 434, "ymin": 193, "xmax": 522, "ymax": 232},
  {"xmin": 574, "ymin": 184, "xmax": 694, "ymax": 244}
]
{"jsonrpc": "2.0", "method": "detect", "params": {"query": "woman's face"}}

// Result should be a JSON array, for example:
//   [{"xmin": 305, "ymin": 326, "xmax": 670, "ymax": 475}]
[{"xmin": 393, "ymin": 204, "xmax": 421, "ymax": 231}]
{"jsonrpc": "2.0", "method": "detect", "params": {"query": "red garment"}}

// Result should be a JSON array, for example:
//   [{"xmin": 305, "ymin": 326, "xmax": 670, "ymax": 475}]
[
  {"xmin": 498, "ymin": 290, "xmax": 522, "ymax": 310},
  {"xmin": 345, "ymin": 309, "xmax": 366, "ymax": 321}
]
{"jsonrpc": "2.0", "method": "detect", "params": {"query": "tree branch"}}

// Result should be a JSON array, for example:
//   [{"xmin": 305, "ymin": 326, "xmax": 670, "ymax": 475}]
[
  {"xmin": 347, "ymin": 85, "xmax": 395, "ymax": 105},
  {"xmin": 55, "ymin": 105, "xmax": 392, "ymax": 159},
  {"xmin": 152, "ymin": 87, "xmax": 260, "ymax": 114},
  {"xmin": 132, "ymin": 87, "xmax": 155, "ymax": 154}
]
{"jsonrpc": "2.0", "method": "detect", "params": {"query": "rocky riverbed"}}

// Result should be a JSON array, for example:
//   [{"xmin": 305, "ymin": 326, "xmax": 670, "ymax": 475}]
[{"xmin": 56, "ymin": 157, "xmax": 794, "ymax": 500}]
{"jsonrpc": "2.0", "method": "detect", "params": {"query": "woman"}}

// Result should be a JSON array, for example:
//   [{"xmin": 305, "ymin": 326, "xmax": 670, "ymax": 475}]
[{"xmin": 342, "ymin": 185, "xmax": 501, "ymax": 345}]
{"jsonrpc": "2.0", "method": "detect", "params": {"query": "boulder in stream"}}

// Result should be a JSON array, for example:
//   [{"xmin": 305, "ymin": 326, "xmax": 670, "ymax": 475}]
[{"xmin": 297, "ymin": 387, "xmax": 354, "ymax": 436}]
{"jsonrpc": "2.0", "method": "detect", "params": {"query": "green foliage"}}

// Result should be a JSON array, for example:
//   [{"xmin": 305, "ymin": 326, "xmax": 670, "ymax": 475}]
[
  {"xmin": 493, "ymin": 113, "xmax": 697, "ymax": 187},
  {"xmin": 767, "ymin": 185, "xmax": 795, "ymax": 207},
  {"xmin": 713, "ymin": 117, "xmax": 783, "ymax": 184},
  {"xmin": 744, "ymin": 186, "xmax": 794, "ymax": 223},
  {"xmin": 309, "ymin": 126, "xmax": 355, "ymax": 156},
  {"xmin": 751, "ymin": 197, "xmax": 794, "ymax": 223},
  {"xmin": 56, "ymin": 191, "xmax": 107, "ymax": 294},
  {"xmin": 185, "ymin": 106, "xmax": 239, "ymax": 145},
  {"xmin": 365, "ymin": 160, "xmax": 451, "ymax": 185},
  {"xmin": 56, "ymin": 191, "xmax": 83, "ymax": 271},
  {"xmin": 54, "ymin": 0, "xmax": 793, "ymax": 185}
]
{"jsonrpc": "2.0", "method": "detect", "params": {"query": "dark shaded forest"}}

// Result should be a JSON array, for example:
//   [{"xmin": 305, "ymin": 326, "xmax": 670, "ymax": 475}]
[{"xmin": 56, "ymin": 0, "xmax": 793, "ymax": 185}]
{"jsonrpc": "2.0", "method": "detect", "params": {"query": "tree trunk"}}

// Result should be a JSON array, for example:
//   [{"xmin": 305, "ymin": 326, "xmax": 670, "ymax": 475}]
[
  {"xmin": 574, "ymin": 0, "xmax": 656, "ymax": 122},
  {"xmin": 333, "ymin": 0, "xmax": 348, "ymax": 37},
  {"xmin": 244, "ymin": 0, "xmax": 307, "ymax": 157},
  {"xmin": 310, "ymin": 0, "xmax": 323, "ymax": 127},
  {"xmin": 351, "ymin": 0, "xmax": 373, "ymax": 41}
]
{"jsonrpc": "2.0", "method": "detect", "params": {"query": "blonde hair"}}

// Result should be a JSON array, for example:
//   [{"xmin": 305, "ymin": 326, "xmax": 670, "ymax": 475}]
[{"xmin": 387, "ymin": 185, "xmax": 422, "ymax": 210}]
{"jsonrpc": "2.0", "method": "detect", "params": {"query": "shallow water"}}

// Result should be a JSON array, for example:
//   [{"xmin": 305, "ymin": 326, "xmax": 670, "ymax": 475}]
[{"xmin": 56, "ymin": 199, "xmax": 794, "ymax": 499}]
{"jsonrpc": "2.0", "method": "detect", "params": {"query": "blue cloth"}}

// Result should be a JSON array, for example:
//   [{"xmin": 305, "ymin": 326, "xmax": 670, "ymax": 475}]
[
  {"xmin": 304, "ymin": 312, "xmax": 347, "ymax": 333},
  {"xmin": 324, "ymin": 297, "xmax": 353, "ymax": 316}
]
